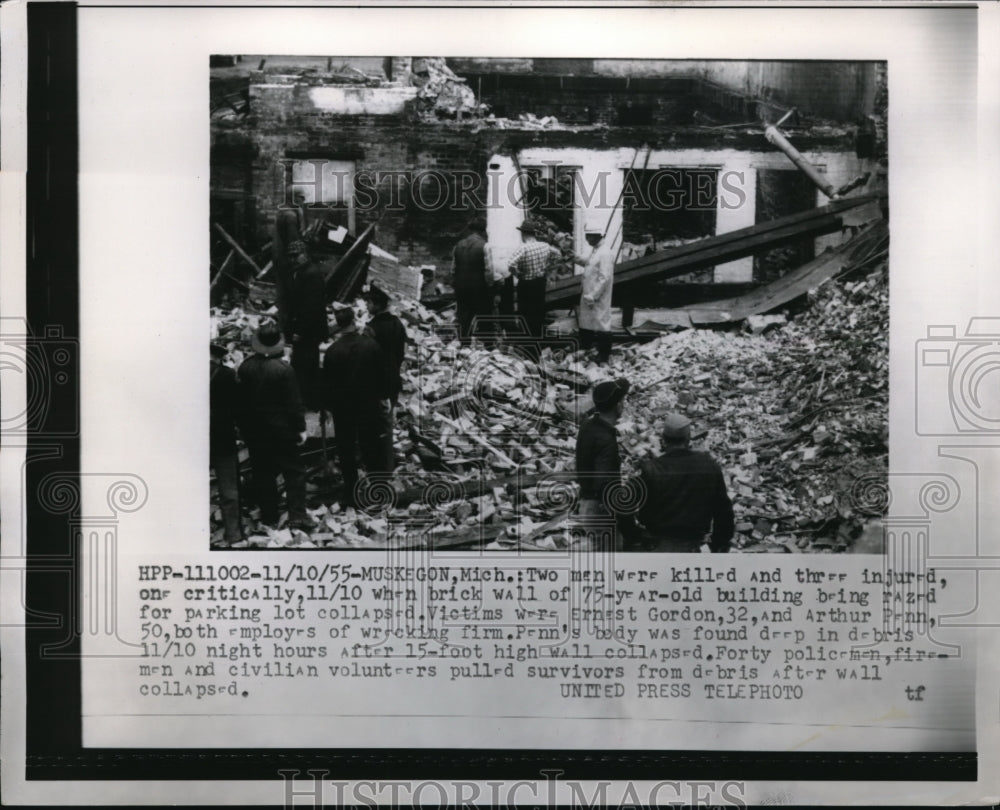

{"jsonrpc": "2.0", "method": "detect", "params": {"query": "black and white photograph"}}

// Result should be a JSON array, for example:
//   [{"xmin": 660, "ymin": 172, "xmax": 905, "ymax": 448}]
[
  {"xmin": 3, "ymin": 3, "xmax": 998, "ymax": 806},
  {"xmin": 209, "ymin": 56, "xmax": 890, "ymax": 553}
]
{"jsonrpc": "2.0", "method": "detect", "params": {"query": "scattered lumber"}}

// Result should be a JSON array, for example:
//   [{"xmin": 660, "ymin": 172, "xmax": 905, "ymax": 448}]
[{"xmin": 211, "ymin": 241, "xmax": 888, "ymax": 552}]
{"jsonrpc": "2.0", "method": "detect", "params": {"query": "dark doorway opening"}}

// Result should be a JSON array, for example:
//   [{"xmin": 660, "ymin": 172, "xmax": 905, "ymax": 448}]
[{"xmin": 754, "ymin": 168, "xmax": 817, "ymax": 283}]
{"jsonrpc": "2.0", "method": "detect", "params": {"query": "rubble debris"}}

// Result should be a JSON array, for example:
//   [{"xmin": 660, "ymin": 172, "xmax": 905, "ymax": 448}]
[
  {"xmin": 211, "ymin": 250, "xmax": 887, "ymax": 553},
  {"xmin": 412, "ymin": 57, "xmax": 484, "ymax": 118},
  {"xmin": 366, "ymin": 244, "xmax": 423, "ymax": 299}
]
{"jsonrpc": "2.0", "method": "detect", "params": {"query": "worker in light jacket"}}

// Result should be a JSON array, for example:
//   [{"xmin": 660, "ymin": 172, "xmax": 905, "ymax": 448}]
[{"xmin": 576, "ymin": 229, "xmax": 615, "ymax": 364}]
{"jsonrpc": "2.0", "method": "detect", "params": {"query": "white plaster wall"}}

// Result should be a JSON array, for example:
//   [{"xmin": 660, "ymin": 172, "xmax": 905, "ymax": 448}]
[
  {"xmin": 307, "ymin": 85, "xmax": 417, "ymax": 115},
  {"xmin": 497, "ymin": 145, "xmax": 868, "ymax": 284},
  {"xmin": 484, "ymin": 154, "xmax": 526, "ymax": 281}
]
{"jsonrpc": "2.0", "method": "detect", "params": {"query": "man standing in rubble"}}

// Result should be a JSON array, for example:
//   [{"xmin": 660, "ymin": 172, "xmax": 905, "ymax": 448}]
[
  {"xmin": 237, "ymin": 323, "xmax": 313, "ymax": 533},
  {"xmin": 322, "ymin": 307, "xmax": 391, "ymax": 507},
  {"xmin": 507, "ymin": 220, "xmax": 560, "ymax": 354},
  {"xmin": 273, "ymin": 186, "xmax": 309, "ymax": 338},
  {"xmin": 576, "ymin": 229, "xmax": 615, "ymax": 364},
  {"xmin": 363, "ymin": 284, "xmax": 407, "ymax": 470},
  {"xmin": 287, "ymin": 240, "xmax": 328, "ymax": 410},
  {"xmin": 452, "ymin": 216, "xmax": 492, "ymax": 340},
  {"xmin": 634, "ymin": 413, "xmax": 734, "ymax": 553},
  {"xmin": 575, "ymin": 378, "xmax": 639, "ymax": 551},
  {"xmin": 210, "ymin": 342, "xmax": 242, "ymax": 545}
]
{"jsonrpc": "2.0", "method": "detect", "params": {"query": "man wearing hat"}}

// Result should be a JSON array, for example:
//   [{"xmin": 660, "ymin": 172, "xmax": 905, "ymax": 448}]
[
  {"xmin": 364, "ymin": 285, "xmax": 407, "ymax": 470},
  {"xmin": 287, "ymin": 240, "xmax": 329, "ymax": 410},
  {"xmin": 507, "ymin": 220, "xmax": 561, "ymax": 352},
  {"xmin": 452, "ymin": 216, "xmax": 493, "ymax": 339},
  {"xmin": 321, "ymin": 307, "xmax": 391, "ymax": 506},
  {"xmin": 236, "ymin": 323, "xmax": 313, "ymax": 532},
  {"xmin": 575, "ymin": 378, "xmax": 640, "ymax": 550},
  {"xmin": 210, "ymin": 343, "xmax": 242, "ymax": 545},
  {"xmin": 634, "ymin": 413, "xmax": 734, "ymax": 553}
]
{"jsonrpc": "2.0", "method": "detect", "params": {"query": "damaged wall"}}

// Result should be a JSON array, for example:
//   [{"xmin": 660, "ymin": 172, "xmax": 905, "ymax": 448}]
[
  {"xmin": 451, "ymin": 58, "xmax": 883, "ymax": 123},
  {"xmin": 504, "ymin": 145, "xmax": 870, "ymax": 283},
  {"xmin": 212, "ymin": 63, "xmax": 874, "ymax": 280}
]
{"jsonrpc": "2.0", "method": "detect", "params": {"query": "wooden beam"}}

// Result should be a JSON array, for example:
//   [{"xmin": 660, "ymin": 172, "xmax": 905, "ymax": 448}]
[
  {"xmin": 545, "ymin": 194, "xmax": 884, "ymax": 309},
  {"xmin": 209, "ymin": 249, "xmax": 236, "ymax": 290},
  {"xmin": 212, "ymin": 222, "xmax": 263, "ymax": 275},
  {"xmin": 325, "ymin": 221, "xmax": 377, "ymax": 302}
]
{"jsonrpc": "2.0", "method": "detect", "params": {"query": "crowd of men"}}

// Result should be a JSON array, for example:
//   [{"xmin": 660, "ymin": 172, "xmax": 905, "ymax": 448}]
[{"xmin": 210, "ymin": 215, "xmax": 732, "ymax": 552}]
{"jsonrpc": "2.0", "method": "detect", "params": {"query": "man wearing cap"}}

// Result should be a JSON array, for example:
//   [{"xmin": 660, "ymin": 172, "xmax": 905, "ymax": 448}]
[
  {"xmin": 363, "ymin": 285, "xmax": 407, "ymax": 470},
  {"xmin": 236, "ymin": 323, "xmax": 313, "ymax": 532},
  {"xmin": 210, "ymin": 343, "xmax": 242, "ymax": 545},
  {"xmin": 287, "ymin": 241, "xmax": 329, "ymax": 410},
  {"xmin": 507, "ymin": 220, "xmax": 561, "ymax": 350},
  {"xmin": 575, "ymin": 378, "xmax": 640, "ymax": 550},
  {"xmin": 635, "ymin": 413, "xmax": 734, "ymax": 553},
  {"xmin": 452, "ymin": 217, "xmax": 492, "ymax": 339},
  {"xmin": 321, "ymin": 307, "xmax": 391, "ymax": 506},
  {"xmin": 576, "ymin": 230, "xmax": 615, "ymax": 364}
]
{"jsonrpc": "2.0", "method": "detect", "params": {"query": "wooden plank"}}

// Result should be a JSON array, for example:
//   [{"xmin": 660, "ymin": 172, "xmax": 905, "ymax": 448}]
[
  {"xmin": 212, "ymin": 222, "xmax": 263, "ymax": 275},
  {"xmin": 324, "ymin": 222, "xmax": 377, "ymax": 302},
  {"xmin": 545, "ymin": 194, "xmax": 884, "ymax": 308},
  {"xmin": 549, "ymin": 213, "xmax": 844, "ymax": 308},
  {"xmin": 210, "ymin": 249, "xmax": 236, "ymax": 290}
]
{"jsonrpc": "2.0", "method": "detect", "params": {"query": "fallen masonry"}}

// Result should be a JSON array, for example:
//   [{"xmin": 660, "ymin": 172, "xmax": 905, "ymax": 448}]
[{"xmin": 210, "ymin": 240, "xmax": 888, "ymax": 553}]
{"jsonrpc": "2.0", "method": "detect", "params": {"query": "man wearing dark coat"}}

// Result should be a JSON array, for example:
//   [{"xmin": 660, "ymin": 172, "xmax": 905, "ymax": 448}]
[
  {"xmin": 363, "ymin": 285, "xmax": 407, "ymax": 471},
  {"xmin": 452, "ymin": 217, "xmax": 492, "ymax": 339},
  {"xmin": 322, "ymin": 307, "xmax": 391, "ymax": 506},
  {"xmin": 236, "ymin": 323, "xmax": 313, "ymax": 532},
  {"xmin": 210, "ymin": 343, "xmax": 242, "ymax": 544},
  {"xmin": 635, "ymin": 413, "xmax": 734, "ymax": 553},
  {"xmin": 575, "ymin": 377, "xmax": 639, "ymax": 551},
  {"xmin": 363, "ymin": 285, "xmax": 407, "ymax": 407},
  {"xmin": 287, "ymin": 240, "xmax": 328, "ymax": 410},
  {"xmin": 272, "ymin": 187, "xmax": 308, "ymax": 338}
]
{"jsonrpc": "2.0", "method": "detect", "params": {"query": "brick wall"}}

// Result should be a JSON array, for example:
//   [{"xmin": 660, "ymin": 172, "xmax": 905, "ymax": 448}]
[
  {"xmin": 241, "ymin": 101, "xmax": 510, "ymax": 269},
  {"xmin": 212, "ymin": 76, "xmax": 861, "ymax": 276}
]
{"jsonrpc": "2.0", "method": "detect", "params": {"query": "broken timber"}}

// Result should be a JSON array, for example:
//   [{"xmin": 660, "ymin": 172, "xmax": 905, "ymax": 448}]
[
  {"xmin": 324, "ymin": 222, "xmax": 376, "ymax": 303},
  {"xmin": 544, "ymin": 194, "xmax": 885, "ymax": 309},
  {"xmin": 631, "ymin": 216, "xmax": 889, "ymax": 330}
]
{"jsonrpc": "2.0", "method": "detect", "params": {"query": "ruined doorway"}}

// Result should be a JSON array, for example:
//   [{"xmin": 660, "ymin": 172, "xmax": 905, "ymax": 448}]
[
  {"xmin": 754, "ymin": 168, "xmax": 817, "ymax": 283},
  {"xmin": 620, "ymin": 167, "xmax": 718, "ymax": 277},
  {"xmin": 522, "ymin": 164, "xmax": 582, "ymax": 252}
]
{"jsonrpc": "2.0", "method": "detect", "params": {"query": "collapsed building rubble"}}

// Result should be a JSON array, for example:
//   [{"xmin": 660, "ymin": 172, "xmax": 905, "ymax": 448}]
[
  {"xmin": 211, "ymin": 233, "xmax": 888, "ymax": 552},
  {"xmin": 210, "ymin": 56, "xmax": 889, "ymax": 553}
]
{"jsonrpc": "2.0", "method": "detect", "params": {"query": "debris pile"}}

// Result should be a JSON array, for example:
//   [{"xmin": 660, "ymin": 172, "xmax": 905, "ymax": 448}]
[
  {"xmin": 412, "ymin": 57, "xmax": 483, "ymax": 119},
  {"xmin": 211, "ymin": 257, "xmax": 888, "ymax": 552}
]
